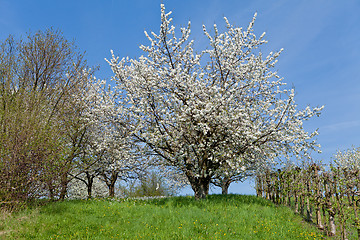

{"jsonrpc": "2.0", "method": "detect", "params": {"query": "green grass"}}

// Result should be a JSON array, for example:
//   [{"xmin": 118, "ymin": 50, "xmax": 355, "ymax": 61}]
[{"xmin": 2, "ymin": 194, "xmax": 325, "ymax": 239}]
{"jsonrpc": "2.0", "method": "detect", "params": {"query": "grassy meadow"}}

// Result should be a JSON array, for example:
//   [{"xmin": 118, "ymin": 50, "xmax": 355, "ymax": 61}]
[{"xmin": 1, "ymin": 194, "xmax": 325, "ymax": 239}]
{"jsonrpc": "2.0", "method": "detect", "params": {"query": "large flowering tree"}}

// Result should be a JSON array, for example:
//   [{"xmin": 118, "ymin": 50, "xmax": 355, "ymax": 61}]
[{"xmin": 107, "ymin": 5, "xmax": 323, "ymax": 199}]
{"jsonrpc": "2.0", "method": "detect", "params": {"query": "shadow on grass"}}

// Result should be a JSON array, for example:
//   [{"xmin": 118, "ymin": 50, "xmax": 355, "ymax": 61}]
[
  {"xmin": 38, "ymin": 200, "xmax": 88, "ymax": 215},
  {"xmin": 32, "ymin": 194, "xmax": 275, "ymax": 216},
  {"xmin": 146, "ymin": 194, "xmax": 274, "ymax": 208}
]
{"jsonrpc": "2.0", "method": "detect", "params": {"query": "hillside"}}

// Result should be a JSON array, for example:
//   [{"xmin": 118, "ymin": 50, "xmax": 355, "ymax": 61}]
[{"xmin": 1, "ymin": 195, "xmax": 324, "ymax": 239}]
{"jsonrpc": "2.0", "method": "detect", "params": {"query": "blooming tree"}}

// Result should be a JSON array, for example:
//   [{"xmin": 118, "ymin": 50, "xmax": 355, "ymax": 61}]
[
  {"xmin": 334, "ymin": 146, "xmax": 360, "ymax": 170},
  {"xmin": 107, "ymin": 5, "xmax": 323, "ymax": 199},
  {"xmin": 67, "ymin": 175, "xmax": 107, "ymax": 199},
  {"xmin": 74, "ymin": 77, "xmax": 147, "ymax": 198}
]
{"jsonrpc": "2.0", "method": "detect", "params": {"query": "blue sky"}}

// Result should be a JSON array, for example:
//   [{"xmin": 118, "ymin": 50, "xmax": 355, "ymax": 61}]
[{"xmin": 1, "ymin": 0, "xmax": 359, "ymax": 195}]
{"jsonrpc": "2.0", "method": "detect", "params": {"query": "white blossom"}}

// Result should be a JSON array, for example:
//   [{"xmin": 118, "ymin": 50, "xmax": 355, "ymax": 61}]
[{"xmin": 334, "ymin": 146, "xmax": 360, "ymax": 170}]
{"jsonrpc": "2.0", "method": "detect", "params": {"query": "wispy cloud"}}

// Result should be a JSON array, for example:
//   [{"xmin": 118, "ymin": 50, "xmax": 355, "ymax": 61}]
[{"xmin": 321, "ymin": 120, "xmax": 360, "ymax": 132}]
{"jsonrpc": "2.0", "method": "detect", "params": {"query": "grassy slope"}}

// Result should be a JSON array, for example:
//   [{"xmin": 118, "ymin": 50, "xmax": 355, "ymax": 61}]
[{"xmin": 2, "ymin": 195, "xmax": 325, "ymax": 239}]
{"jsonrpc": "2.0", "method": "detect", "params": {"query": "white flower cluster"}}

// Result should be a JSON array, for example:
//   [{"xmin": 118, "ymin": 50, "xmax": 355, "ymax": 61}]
[{"xmin": 334, "ymin": 146, "xmax": 360, "ymax": 170}]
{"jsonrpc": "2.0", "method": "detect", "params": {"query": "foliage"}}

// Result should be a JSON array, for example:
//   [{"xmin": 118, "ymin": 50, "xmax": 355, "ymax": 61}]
[
  {"xmin": 0, "ymin": 29, "xmax": 90, "ymax": 206},
  {"xmin": 256, "ymin": 151, "xmax": 360, "ymax": 239}
]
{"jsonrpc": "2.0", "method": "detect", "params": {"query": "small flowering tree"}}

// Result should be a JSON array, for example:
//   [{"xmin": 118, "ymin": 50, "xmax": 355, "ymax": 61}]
[
  {"xmin": 76, "ymin": 77, "xmax": 146, "ymax": 198},
  {"xmin": 107, "ymin": 5, "xmax": 323, "ymax": 199},
  {"xmin": 334, "ymin": 146, "xmax": 360, "ymax": 170}
]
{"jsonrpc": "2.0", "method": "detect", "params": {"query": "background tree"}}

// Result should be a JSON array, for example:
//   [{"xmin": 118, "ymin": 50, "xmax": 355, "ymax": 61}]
[
  {"xmin": 71, "ymin": 78, "xmax": 148, "ymax": 198},
  {"xmin": 334, "ymin": 146, "xmax": 360, "ymax": 170},
  {"xmin": 107, "ymin": 5, "xmax": 323, "ymax": 199},
  {"xmin": 121, "ymin": 171, "xmax": 176, "ymax": 198},
  {"xmin": 0, "ymin": 29, "xmax": 91, "ymax": 205}
]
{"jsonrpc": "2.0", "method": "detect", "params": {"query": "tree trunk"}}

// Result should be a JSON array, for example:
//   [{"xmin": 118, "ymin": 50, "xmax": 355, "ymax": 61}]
[
  {"xmin": 329, "ymin": 214, "xmax": 336, "ymax": 236},
  {"xmin": 221, "ymin": 177, "xmax": 231, "ymax": 195},
  {"xmin": 324, "ymin": 175, "xmax": 336, "ymax": 236},
  {"xmin": 102, "ymin": 171, "xmax": 118, "ymax": 198},
  {"xmin": 59, "ymin": 175, "xmax": 69, "ymax": 200},
  {"xmin": 108, "ymin": 184, "xmax": 115, "ymax": 198},
  {"xmin": 306, "ymin": 196, "xmax": 312, "ymax": 222},
  {"xmin": 294, "ymin": 194, "xmax": 299, "ymax": 213},
  {"xmin": 300, "ymin": 195, "xmax": 304, "ymax": 216},
  {"xmin": 316, "ymin": 207, "xmax": 323, "ymax": 230},
  {"xmin": 314, "ymin": 167, "xmax": 323, "ymax": 229},
  {"xmin": 265, "ymin": 177, "xmax": 271, "ymax": 200},
  {"xmin": 287, "ymin": 195, "xmax": 291, "ymax": 207},
  {"xmin": 48, "ymin": 184, "xmax": 55, "ymax": 201},
  {"xmin": 59, "ymin": 183, "xmax": 68, "ymax": 200},
  {"xmin": 339, "ymin": 220, "xmax": 348, "ymax": 240},
  {"xmin": 87, "ymin": 184, "xmax": 92, "ymax": 199},
  {"xmin": 255, "ymin": 175, "xmax": 262, "ymax": 197},
  {"xmin": 86, "ymin": 172, "xmax": 94, "ymax": 199},
  {"xmin": 187, "ymin": 175, "xmax": 211, "ymax": 200},
  {"xmin": 322, "ymin": 207, "xmax": 328, "ymax": 233}
]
